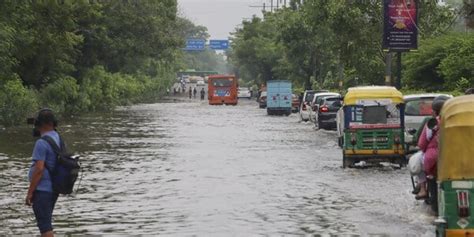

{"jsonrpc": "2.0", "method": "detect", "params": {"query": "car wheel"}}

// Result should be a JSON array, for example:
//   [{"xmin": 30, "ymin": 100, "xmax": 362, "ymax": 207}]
[{"xmin": 342, "ymin": 151, "xmax": 347, "ymax": 168}]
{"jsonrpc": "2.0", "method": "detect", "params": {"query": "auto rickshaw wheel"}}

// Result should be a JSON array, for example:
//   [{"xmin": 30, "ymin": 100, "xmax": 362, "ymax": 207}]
[
  {"xmin": 338, "ymin": 137, "xmax": 343, "ymax": 148},
  {"xmin": 427, "ymin": 178, "xmax": 438, "ymax": 214},
  {"xmin": 342, "ymin": 152, "xmax": 352, "ymax": 168}
]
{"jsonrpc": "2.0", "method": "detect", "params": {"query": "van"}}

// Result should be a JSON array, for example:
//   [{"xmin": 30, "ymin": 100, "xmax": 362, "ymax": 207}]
[{"xmin": 266, "ymin": 80, "xmax": 292, "ymax": 116}]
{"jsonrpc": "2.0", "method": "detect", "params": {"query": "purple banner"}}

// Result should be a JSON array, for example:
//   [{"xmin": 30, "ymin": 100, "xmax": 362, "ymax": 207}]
[{"xmin": 383, "ymin": 0, "xmax": 418, "ymax": 51}]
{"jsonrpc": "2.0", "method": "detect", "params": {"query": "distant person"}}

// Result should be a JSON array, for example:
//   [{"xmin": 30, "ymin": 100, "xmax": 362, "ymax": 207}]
[
  {"xmin": 200, "ymin": 88, "xmax": 206, "ymax": 100},
  {"xmin": 166, "ymin": 88, "xmax": 170, "ymax": 96},
  {"xmin": 173, "ymin": 87, "xmax": 177, "ymax": 96},
  {"xmin": 250, "ymin": 89, "xmax": 253, "ymax": 98},
  {"xmin": 26, "ymin": 109, "xmax": 61, "ymax": 236},
  {"xmin": 189, "ymin": 88, "xmax": 192, "ymax": 99},
  {"xmin": 193, "ymin": 87, "xmax": 197, "ymax": 99}
]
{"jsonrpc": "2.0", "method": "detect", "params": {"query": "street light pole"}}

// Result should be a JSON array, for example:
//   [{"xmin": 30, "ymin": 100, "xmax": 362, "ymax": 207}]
[
  {"xmin": 385, "ymin": 52, "xmax": 392, "ymax": 86},
  {"xmin": 396, "ymin": 52, "xmax": 402, "ymax": 89}
]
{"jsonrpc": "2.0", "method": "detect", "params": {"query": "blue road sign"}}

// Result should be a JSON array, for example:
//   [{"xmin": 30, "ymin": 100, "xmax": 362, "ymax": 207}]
[
  {"xmin": 209, "ymin": 40, "xmax": 230, "ymax": 50},
  {"xmin": 184, "ymin": 39, "xmax": 206, "ymax": 51}
]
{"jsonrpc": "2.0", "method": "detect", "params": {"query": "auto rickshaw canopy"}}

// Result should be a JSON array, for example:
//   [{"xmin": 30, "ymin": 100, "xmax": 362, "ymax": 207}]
[
  {"xmin": 438, "ymin": 95, "xmax": 474, "ymax": 181},
  {"xmin": 343, "ymin": 86, "xmax": 404, "ymax": 105}
]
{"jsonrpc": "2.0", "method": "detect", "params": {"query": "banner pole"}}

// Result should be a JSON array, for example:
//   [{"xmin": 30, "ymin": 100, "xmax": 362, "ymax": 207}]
[{"xmin": 385, "ymin": 52, "xmax": 392, "ymax": 86}]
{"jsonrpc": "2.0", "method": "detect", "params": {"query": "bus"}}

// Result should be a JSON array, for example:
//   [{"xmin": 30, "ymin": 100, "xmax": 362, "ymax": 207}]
[{"xmin": 208, "ymin": 75, "xmax": 238, "ymax": 105}]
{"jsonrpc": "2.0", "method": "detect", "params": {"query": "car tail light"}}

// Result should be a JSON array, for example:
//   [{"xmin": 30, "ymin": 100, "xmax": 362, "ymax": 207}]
[
  {"xmin": 457, "ymin": 191, "xmax": 470, "ymax": 218},
  {"xmin": 320, "ymin": 105, "xmax": 329, "ymax": 113}
]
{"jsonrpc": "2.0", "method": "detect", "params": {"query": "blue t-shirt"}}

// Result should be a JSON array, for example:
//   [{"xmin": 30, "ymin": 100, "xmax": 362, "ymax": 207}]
[{"xmin": 28, "ymin": 130, "xmax": 60, "ymax": 193}]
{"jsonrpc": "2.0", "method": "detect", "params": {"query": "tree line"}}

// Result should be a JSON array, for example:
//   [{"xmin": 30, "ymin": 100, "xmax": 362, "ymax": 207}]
[
  {"xmin": 229, "ymin": 0, "xmax": 473, "ymax": 92},
  {"xmin": 0, "ymin": 0, "xmax": 222, "ymax": 126}
]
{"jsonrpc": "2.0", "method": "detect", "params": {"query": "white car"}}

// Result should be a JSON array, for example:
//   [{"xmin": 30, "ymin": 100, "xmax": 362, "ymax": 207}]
[
  {"xmin": 308, "ymin": 92, "xmax": 340, "ymax": 122},
  {"xmin": 404, "ymin": 94, "xmax": 452, "ymax": 145},
  {"xmin": 238, "ymin": 88, "xmax": 252, "ymax": 99},
  {"xmin": 300, "ymin": 90, "xmax": 329, "ymax": 121}
]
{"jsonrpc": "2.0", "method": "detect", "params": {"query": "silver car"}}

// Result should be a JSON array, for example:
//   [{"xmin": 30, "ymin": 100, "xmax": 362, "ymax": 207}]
[{"xmin": 404, "ymin": 94, "xmax": 452, "ymax": 145}]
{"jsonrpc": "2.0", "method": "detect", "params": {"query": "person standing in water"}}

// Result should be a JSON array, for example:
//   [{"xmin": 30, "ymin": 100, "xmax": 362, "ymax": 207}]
[
  {"xmin": 200, "ymin": 88, "xmax": 206, "ymax": 100},
  {"xmin": 189, "ymin": 87, "xmax": 192, "ymax": 99},
  {"xmin": 193, "ymin": 87, "xmax": 197, "ymax": 99},
  {"xmin": 26, "ymin": 109, "xmax": 61, "ymax": 237}
]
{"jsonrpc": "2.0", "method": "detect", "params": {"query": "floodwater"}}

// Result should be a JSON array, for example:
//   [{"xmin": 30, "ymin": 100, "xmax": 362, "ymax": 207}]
[{"xmin": 0, "ymin": 99, "xmax": 435, "ymax": 235}]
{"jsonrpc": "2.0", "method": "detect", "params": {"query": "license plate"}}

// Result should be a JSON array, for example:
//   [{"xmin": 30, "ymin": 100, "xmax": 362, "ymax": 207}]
[{"xmin": 363, "ymin": 137, "xmax": 389, "ymax": 142}]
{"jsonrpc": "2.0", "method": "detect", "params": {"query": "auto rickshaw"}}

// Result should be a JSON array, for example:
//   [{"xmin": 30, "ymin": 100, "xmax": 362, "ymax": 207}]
[
  {"xmin": 435, "ymin": 95, "xmax": 474, "ymax": 236},
  {"xmin": 336, "ymin": 86, "xmax": 405, "ymax": 168}
]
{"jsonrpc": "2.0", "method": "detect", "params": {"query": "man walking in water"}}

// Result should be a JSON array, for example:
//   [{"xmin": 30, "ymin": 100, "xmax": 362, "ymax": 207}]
[
  {"xmin": 26, "ymin": 109, "xmax": 61, "ymax": 237},
  {"xmin": 188, "ymin": 87, "xmax": 192, "ymax": 99},
  {"xmin": 200, "ymin": 88, "xmax": 206, "ymax": 100},
  {"xmin": 193, "ymin": 87, "xmax": 197, "ymax": 99}
]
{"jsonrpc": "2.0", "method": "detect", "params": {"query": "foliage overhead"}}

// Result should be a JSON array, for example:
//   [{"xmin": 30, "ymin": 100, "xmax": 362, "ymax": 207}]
[{"xmin": 229, "ymin": 0, "xmax": 470, "ymax": 91}]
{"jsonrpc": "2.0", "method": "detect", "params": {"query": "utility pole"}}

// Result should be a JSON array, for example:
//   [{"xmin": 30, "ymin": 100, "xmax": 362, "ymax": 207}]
[
  {"xmin": 385, "ymin": 52, "xmax": 392, "ymax": 86},
  {"xmin": 395, "ymin": 52, "xmax": 402, "ymax": 89},
  {"xmin": 270, "ymin": 0, "xmax": 273, "ymax": 12}
]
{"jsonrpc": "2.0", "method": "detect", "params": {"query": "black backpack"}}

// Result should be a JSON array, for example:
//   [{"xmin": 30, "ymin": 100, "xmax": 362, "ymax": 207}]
[{"xmin": 42, "ymin": 136, "xmax": 80, "ymax": 195}]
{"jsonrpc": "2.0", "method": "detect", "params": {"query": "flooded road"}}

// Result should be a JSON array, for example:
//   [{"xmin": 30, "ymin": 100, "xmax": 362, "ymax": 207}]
[{"xmin": 1, "ymin": 99, "xmax": 435, "ymax": 235}]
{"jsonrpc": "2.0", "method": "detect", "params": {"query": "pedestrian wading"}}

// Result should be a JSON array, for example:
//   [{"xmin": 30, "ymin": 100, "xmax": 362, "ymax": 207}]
[{"xmin": 26, "ymin": 109, "xmax": 80, "ymax": 236}]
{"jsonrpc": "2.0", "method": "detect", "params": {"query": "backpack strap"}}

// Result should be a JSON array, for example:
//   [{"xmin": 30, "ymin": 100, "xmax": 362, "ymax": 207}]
[
  {"xmin": 41, "ymin": 136, "xmax": 63, "ymax": 155},
  {"xmin": 40, "ymin": 135, "xmax": 64, "ymax": 176}
]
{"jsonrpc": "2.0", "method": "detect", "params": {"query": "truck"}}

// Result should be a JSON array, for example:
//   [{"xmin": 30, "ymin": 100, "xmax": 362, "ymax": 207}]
[{"xmin": 266, "ymin": 80, "xmax": 292, "ymax": 116}]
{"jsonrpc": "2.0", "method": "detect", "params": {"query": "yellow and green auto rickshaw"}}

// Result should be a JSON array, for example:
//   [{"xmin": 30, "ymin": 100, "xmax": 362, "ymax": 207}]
[
  {"xmin": 435, "ymin": 95, "xmax": 474, "ymax": 236},
  {"xmin": 336, "ymin": 86, "xmax": 405, "ymax": 168}
]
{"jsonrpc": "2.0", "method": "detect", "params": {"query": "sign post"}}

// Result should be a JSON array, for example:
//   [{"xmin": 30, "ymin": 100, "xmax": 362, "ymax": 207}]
[
  {"xmin": 209, "ymin": 40, "xmax": 230, "ymax": 50},
  {"xmin": 184, "ymin": 39, "xmax": 206, "ymax": 51},
  {"xmin": 382, "ymin": 0, "xmax": 418, "ymax": 89},
  {"xmin": 383, "ymin": 0, "xmax": 418, "ymax": 51}
]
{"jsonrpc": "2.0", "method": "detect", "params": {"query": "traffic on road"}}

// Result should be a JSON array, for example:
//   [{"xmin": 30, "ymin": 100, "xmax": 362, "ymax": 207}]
[{"xmin": 1, "ymin": 1, "xmax": 473, "ymax": 236}]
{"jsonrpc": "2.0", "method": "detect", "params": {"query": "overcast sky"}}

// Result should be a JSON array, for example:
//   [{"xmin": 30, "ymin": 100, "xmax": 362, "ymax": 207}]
[{"xmin": 178, "ymin": 0, "xmax": 265, "ymax": 39}]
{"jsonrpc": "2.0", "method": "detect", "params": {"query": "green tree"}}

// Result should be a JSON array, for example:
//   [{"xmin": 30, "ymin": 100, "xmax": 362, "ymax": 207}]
[{"xmin": 404, "ymin": 33, "xmax": 474, "ymax": 91}]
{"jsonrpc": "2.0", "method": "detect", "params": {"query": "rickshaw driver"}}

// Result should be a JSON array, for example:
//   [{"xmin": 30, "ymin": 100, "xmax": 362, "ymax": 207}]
[{"xmin": 415, "ymin": 95, "xmax": 450, "ymax": 200}]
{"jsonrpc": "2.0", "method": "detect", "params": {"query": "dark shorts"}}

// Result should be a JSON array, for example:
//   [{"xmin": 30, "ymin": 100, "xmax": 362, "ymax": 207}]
[{"xmin": 32, "ymin": 191, "xmax": 59, "ymax": 234}]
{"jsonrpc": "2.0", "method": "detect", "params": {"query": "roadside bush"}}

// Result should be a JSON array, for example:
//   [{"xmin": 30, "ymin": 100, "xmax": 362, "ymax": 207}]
[
  {"xmin": 79, "ymin": 66, "xmax": 121, "ymax": 111},
  {"xmin": 79, "ymin": 66, "xmax": 150, "ymax": 111},
  {"xmin": 0, "ymin": 65, "xmax": 174, "ymax": 126},
  {"xmin": 115, "ymin": 73, "xmax": 145, "ymax": 105},
  {"xmin": 0, "ymin": 78, "xmax": 37, "ymax": 126},
  {"xmin": 39, "ymin": 76, "xmax": 81, "ymax": 115}
]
